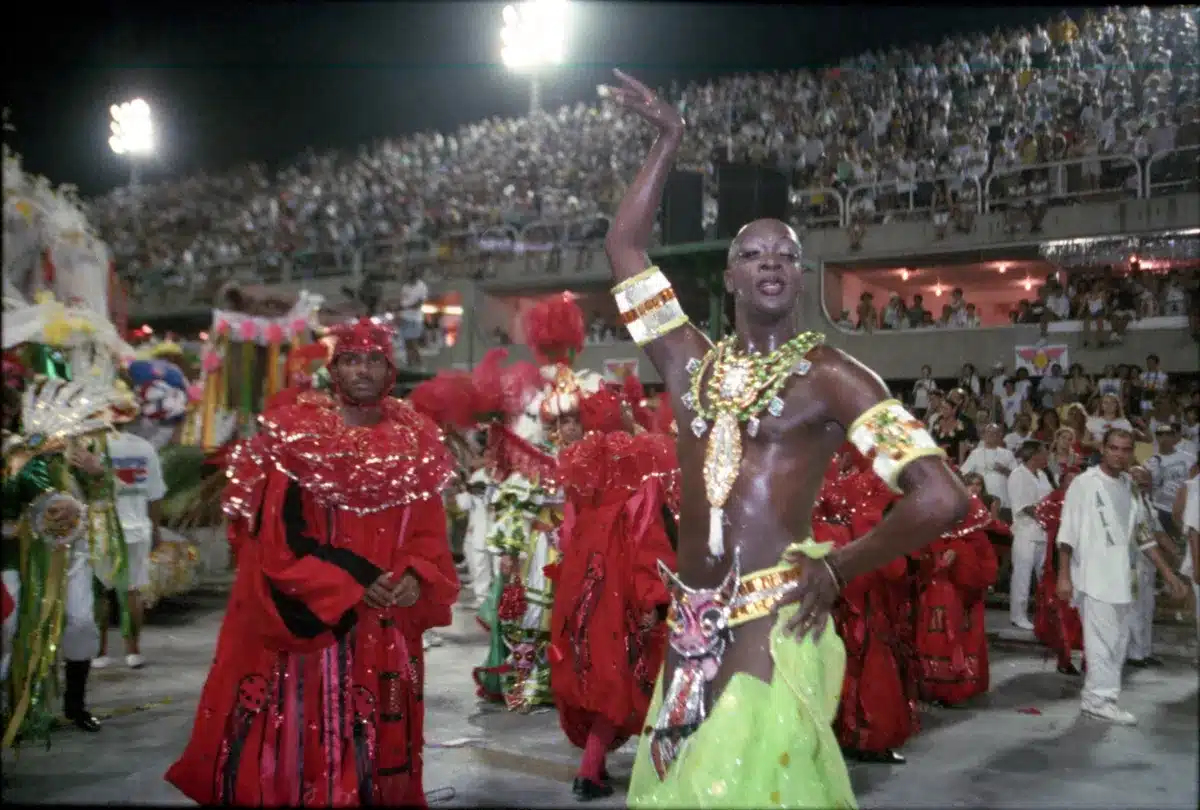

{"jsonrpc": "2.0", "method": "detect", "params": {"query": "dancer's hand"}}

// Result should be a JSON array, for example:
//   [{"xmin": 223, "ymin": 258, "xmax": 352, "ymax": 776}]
[
  {"xmin": 1055, "ymin": 571, "xmax": 1073, "ymax": 603},
  {"xmin": 66, "ymin": 446, "xmax": 105, "ymax": 476},
  {"xmin": 780, "ymin": 553, "xmax": 840, "ymax": 643},
  {"xmin": 391, "ymin": 572, "xmax": 421, "ymax": 608},
  {"xmin": 603, "ymin": 70, "xmax": 685, "ymax": 135},
  {"xmin": 364, "ymin": 572, "xmax": 394, "ymax": 609}
]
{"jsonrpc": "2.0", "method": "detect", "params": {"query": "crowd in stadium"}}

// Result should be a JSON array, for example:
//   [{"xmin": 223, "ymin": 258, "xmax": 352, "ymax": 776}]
[{"xmin": 87, "ymin": 6, "xmax": 1197, "ymax": 291}]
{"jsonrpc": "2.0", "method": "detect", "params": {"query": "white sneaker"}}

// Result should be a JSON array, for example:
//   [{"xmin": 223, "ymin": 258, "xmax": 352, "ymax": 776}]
[
  {"xmin": 91, "ymin": 656, "xmax": 113, "ymax": 670},
  {"xmin": 125, "ymin": 654, "xmax": 145, "ymax": 670},
  {"xmin": 1082, "ymin": 702, "xmax": 1137, "ymax": 725},
  {"xmin": 1011, "ymin": 618, "xmax": 1035, "ymax": 631}
]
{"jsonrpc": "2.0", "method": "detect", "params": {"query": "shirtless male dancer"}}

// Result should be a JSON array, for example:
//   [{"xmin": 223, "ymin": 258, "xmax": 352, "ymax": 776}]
[{"xmin": 603, "ymin": 70, "xmax": 970, "ymax": 808}]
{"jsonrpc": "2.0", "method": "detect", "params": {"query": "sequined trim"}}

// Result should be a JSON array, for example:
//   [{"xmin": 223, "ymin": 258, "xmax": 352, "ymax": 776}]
[{"xmin": 847, "ymin": 399, "xmax": 945, "ymax": 493}]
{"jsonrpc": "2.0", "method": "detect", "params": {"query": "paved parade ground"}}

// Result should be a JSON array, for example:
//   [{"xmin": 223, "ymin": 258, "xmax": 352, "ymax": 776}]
[{"xmin": 3, "ymin": 588, "xmax": 1197, "ymax": 808}]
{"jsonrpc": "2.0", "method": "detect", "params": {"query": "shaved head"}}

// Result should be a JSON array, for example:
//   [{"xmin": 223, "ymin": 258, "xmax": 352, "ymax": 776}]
[{"xmin": 727, "ymin": 219, "xmax": 800, "ymax": 265}]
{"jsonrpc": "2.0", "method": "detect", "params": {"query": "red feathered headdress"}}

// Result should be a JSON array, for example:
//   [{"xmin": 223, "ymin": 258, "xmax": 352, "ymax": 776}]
[
  {"xmin": 410, "ymin": 370, "xmax": 477, "ymax": 431},
  {"xmin": 469, "ymin": 348, "xmax": 541, "ymax": 422},
  {"xmin": 521, "ymin": 293, "xmax": 585, "ymax": 366},
  {"xmin": 579, "ymin": 387, "xmax": 626, "ymax": 434}
]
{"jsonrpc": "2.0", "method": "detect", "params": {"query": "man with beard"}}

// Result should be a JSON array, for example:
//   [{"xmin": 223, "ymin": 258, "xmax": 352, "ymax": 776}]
[
  {"xmin": 602, "ymin": 70, "xmax": 969, "ymax": 807},
  {"xmin": 166, "ymin": 318, "xmax": 459, "ymax": 806}
]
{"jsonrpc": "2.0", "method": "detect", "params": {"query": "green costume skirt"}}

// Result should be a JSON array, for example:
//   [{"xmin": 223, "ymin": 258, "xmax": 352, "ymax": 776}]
[{"xmin": 628, "ymin": 545, "xmax": 858, "ymax": 809}]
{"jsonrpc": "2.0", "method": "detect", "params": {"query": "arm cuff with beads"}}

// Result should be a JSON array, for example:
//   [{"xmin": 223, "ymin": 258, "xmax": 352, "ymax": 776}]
[
  {"xmin": 848, "ymin": 399, "xmax": 945, "ymax": 493},
  {"xmin": 612, "ymin": 266, "xmax": 690, "ymax": 346}
]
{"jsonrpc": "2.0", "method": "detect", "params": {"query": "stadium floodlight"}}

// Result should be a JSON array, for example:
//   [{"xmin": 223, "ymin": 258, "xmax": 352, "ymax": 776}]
[
  {"xmin": 499, "ymin": 0, "xmax": 569, "ymax": 115},
  {"xmin": 108, "ymin": 98, "xmax": 154, "ymax": 158}
]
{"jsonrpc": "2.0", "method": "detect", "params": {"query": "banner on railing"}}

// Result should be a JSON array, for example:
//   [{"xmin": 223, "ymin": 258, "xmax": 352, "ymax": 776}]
[
  {"xmin": 1014, "ymin": 344, "xmax": 1070, "ymax": 377},
  {"xmin": 603, "ymin": 358, "xmax": 639, "ymax": 383}
]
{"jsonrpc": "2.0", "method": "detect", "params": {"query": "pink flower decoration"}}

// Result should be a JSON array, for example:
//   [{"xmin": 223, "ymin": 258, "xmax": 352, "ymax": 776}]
[
  {"xmin": 238, "ymin": 321, "xmax": 258, "ymax": 341},
  {"xmin": 215, "ymin": 320, "xmax": 230, "ymax": 336},
  {"xmin": 265, "ymin": 323, "xmax": 285, "ymax": 345},
  {"xmin": 187, "ymin": 383, "xmax": 204, "ymax": 403},
  {"xmin": 202, "ymin": 351, "xmax": 222, "ymax": 373},
  {"xmin": 290, "ymin": 318, "xmax": 309, "ymax": 337}
]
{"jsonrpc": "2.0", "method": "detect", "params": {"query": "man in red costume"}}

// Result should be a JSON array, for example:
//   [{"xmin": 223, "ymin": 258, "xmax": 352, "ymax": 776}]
[
  {"xmin": 549, "ymin": 385, "xmax": 680, "ymax": 800},
  {"xmin": 166, "ymin": 318, "xmax": 459, "ymax": 807},
  {"xmin": 821, "ymin": 449, "xmax": 919, "ymax": 765},
  {"xmin": 1033, "ymin": 467, "xmax": 1084, "ymax": 675},
  {"xmin": 914, "ymin": 497, "xmax": 1003, "ymax": 707}
]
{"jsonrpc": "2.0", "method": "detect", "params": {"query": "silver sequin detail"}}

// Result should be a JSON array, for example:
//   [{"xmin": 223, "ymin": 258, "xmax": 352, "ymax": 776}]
[
  {"xmin": 690, "ymin": 417, "xmax": 708, "ymax": 438},
  {"xmin": 681, "ymin": 392, "xmax": 696, "ymax": 411},
  {"xmin": 767, "ymin": 397, "xmax": 785, "ymax": 417},
  {"xmin": 686, "ymin": 358, "xmax": 701, "ymax": 374},
  {"xmin": 746, "ymin": 417, "xmax": 760, "ymax": 438}
]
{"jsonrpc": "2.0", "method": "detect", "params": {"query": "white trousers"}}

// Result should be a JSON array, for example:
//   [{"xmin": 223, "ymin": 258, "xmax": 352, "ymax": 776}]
[
  {"xmin": 464, "ymin": 498, "xmax": 494, "ymax": 605},
  {"xmin": 1010, "ymin": 529, "xmax": 1046, "ymax": 624},
  {"xmin": 1080, "ymin": 594, "xmax": 1132, "ymax": 710},
  {"xmin": 61, "ymin": 550, "xmax": 100, "ymax": 663},
  {"xmin": 1127, "ymin": 554, "xmax": 1157, "ymax": 660},
  {"xmin": 1, "ymin": 570, "xmax": 20, "ymax": 683}
]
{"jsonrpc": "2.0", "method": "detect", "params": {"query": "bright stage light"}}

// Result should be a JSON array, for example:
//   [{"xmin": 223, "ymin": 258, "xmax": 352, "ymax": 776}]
[
  {"xmin": 500, "ymin": 0, "xmax": 568, "ymax": 71},
  {"xmin": 108, "ymin": 98, "xmax": 155, "ymax": 157}
]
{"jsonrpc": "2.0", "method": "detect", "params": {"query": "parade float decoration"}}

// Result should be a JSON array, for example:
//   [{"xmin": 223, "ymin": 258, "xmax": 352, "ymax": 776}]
[{"xmin": 3, "ymin": 145, "xmax": 200, "ymax": 611}]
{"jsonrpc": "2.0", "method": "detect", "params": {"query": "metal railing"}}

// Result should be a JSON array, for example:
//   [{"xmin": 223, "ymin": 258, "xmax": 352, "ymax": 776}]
[
  {"xmin": 788, "ymin": 187, "xmax": 845, "ymax": 230},
  {"xmin": 983, "ymin": 154, "xmax": 1142, "ymax": 212},
  {"xmin": 1146, "ymin": 144, "xmax": 1200, "ymax": 197},
  {"xmin": 844, "ymin": 174, "xmax": 982, "ymax": 225}
]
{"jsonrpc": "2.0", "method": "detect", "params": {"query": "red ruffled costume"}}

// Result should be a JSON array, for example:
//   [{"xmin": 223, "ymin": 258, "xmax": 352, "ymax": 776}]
[
  {"xmin": 547, "ymin": 388, "xmax": 680, "ymax": 786},
  {"xmin": 1033, "ymin": 487, "xmax": 1084, "ymax": 669},
  {"xmin": 165, "ymin": 388, "xmax": 459, "ymax": 807},
  {"xmin": 820, "ymin": 452, "xmax": 919, "ymax": 756},
  {"xmin": 914, "ymin": 497, "xmax": 1003, "ymax": 706}
]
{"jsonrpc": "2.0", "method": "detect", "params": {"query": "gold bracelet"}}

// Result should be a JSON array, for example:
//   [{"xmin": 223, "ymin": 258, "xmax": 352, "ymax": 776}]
[
  {"xmin": 612, "ymin": 266, "xmax": 690, "ymax": 346},
  {"xmin": 848, "ymin": 399, "xmax": 945, "ymax": 492}
]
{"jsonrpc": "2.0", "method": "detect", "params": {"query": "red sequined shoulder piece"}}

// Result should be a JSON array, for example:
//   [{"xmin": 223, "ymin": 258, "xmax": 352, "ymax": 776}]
[
  {"xmin": 258, "ymin": 396, "xmax": 455, "ymax": 513},
  {"xmin": 221, "ymin": 435, "xmax": 270, "ymax": 521},
  {"xmin": 940, "ymin": 495, "xmax": 995, "ymax": 540}
]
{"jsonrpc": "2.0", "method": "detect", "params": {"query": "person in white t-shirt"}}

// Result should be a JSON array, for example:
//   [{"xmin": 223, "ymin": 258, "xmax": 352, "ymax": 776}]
[
  {"xmin": 93, "ymin": 426, "xmax": 167, "ymax": 671},
  {"xmin": 1007, "ymin": 440, "xmax": 1054, "ymax": 630},
  {"xmin": 1146, "ymin": 424, "xmax": 1197, "ymax": 538},
  {"xmin": 1174, "ymin": 473, "xmax": 1199, "ymax": 645},
  {"xmin": 1085, "ymin": 394, "xmax": 1134, "ymax": 446},
  {"xmin": 1138, "ymin": 354, "xmax": 1168, "ymax": 413},
  {"xmin": 1003, "ymin": 412, "xmax": 1035, "ymax": 453},
  {"xmin": 398, "ymin": 269, "xmax": 429, "ymax": 368},
  {"xmin": 961, "ymin": 424, "xmax": 1016, "ymax": 512}
]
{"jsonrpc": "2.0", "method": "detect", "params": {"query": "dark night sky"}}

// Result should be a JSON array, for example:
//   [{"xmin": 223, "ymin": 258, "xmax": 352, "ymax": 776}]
[{"xmin": 4, "ymin": 2, "xmax": 1072, "ymax": 196}]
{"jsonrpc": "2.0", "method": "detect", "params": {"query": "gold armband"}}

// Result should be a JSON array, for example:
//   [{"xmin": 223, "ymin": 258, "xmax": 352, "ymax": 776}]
[
  {"xmin": 847, "ymin": 399, "xmax": 944, "ymax": 493},
  {"xmin": 612, "ymin": 266, "xmax": 690, "ymax": 346}
]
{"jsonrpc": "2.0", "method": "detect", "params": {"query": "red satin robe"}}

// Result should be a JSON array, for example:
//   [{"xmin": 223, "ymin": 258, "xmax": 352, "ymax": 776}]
[
  {"xmin": 822, "ymin": 461, "xmax": 919, "ymax": 754},
  {"xmin": 915, "ymin": 498, "xmax": 1001, "ymax": 705},
  {"xmin": 1033, "ymin": 489, "xmax": 1083, "ymax": 667},
  {"xmin": 166, "ymin": 392, "xmax": 458, "ymax": 807},
  {"xmin": 548, "ymin": 431, "xmax": 680, "ymax": 750}
]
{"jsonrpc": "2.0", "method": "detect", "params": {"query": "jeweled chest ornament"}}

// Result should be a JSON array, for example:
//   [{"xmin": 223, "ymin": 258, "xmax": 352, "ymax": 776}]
[{"xmin": 682, "ymin": 331, "xmax": 824, "ymax": 558}]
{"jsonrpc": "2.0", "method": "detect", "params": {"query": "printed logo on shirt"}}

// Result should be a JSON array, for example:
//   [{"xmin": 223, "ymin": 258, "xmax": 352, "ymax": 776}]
[{"xmin": 110, "ymin": 456, "xmax": 150, "ymax": 492}]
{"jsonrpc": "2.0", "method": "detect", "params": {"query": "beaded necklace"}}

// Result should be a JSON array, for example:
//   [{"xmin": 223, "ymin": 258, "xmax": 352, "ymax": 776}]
[{"xmin": 680, "ymin": 330, "xmax": 824, "ymax": 558}]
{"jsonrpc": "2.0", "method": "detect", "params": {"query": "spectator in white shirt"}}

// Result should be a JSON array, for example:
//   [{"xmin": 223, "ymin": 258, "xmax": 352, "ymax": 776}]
[
  {"xmin": 1037, "ymin": 363, "xmax": 1066, "ymax": 409},
  {"xmin": 911, "ymin": 365, "xmax": 937, "ymax": 418},
  {"xmin": 1145, "ymin": 423, "xmax": 1197, "ymax": 539},
  {"xmin": 1000, "ymin": 380, "xmax": 1025, "ymax": 429},
  {"xmin": 1008, "ymin": 440, "xmax": 1054, "ymax": 630},
  {"xmin": 398, "ymin": 269, "xmax": 429, "ymax": 368},
  {"xmin": 1004, "ymin": 412, "xmax": 1035, "ymax": 453},
  {"xmin": 961, "ymin": 423, "xmax": 1017, "ymax": 512},
  {"xmin": 1138, "ymin": 354, "xmax": 1168, "ymax": 411},
  {"xmin": 1086, "ymin": 394, "xmax": 1136, "ymax": 446}
]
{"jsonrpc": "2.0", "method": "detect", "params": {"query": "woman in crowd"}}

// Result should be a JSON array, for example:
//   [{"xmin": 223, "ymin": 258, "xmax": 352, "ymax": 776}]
[
  {"xmin": 914, "ymin": 496, "xmax": 1003, "ymax": 708},
  {"xmin": 962, "ymin": 472, "xmax": 986, "ymax": 500},
  {"xmin": 1033, "ymin": 466, "xmax": 1084, "ymax": 675},
  {"xmin": 1047, "ymin": 427, "xmax": 1082, "ymax": 486},
  {"xmin": 932, "ymin": 397, "xmax": 973, "ymax": 465},
  {"xmin": 1035, "ymin": 408, "xmax": 1061, "ymax": 443},
  {"xmin": 1063, "ymin": 364, "xmax": 1093, "ymax": 405},
  {"xmin": 1062, "ymin": 403, "xmax": 1092, "ymax": 452},
  {"xmin": 1086, "ymin": 393, "xmax": 1148, "ymax": 449}
]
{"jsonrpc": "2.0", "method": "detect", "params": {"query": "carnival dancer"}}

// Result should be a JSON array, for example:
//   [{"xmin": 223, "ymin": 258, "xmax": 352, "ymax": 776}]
[
  {"xmin": 820, "ymin": 451, "xmax": 918, "ymax": 766},
  {"xmin": 1033, "ymin": 466, "xmax": 1084, "ymax": 675},
  {"xmin": 549, "ymin": 385, "xmax": 681, "ymax": 800},
  {"xmin": 603, "ymin": 70, "xmax": 969, "ymax": 808},
  {"xmin": 2, "ymin": 375, "xmax": 129, "ymax": 744},
  {"xmin": 1054, "ymin": 429, "xmax": 1188, "ymax": 725},
  {"xmin": 165, "ymin": 318, "xmax": 459, "ymax": 806},
  {"xmin": 914, "ymin": 496, "xmax": 1003, "ymax": 707},
  {"xmin": 473, "ymin": 296, "xmax": 603, "ymax": 713}
]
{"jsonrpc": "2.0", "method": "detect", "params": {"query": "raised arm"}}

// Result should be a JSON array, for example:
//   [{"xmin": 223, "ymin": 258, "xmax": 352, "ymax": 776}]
[{"xmin": 603, "ymin": 70, "xmax": 709, "ymax": 398}]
